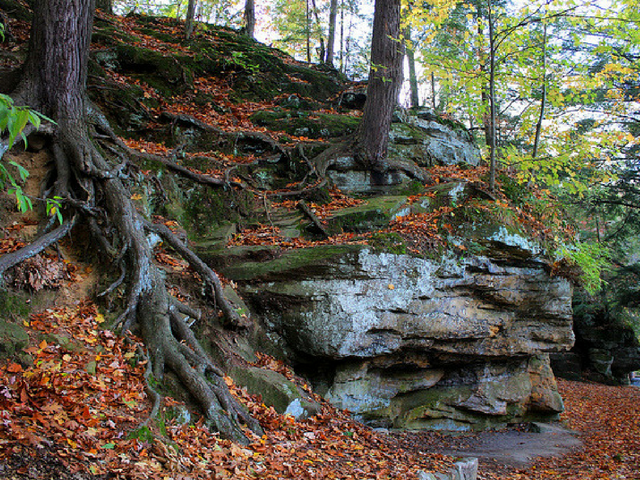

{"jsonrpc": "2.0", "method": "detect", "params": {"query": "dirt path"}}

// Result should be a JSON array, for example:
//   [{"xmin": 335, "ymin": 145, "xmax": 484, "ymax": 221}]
[{"xmin": 432, "ymin": 422, "xmax": 582, "ymax": 467}]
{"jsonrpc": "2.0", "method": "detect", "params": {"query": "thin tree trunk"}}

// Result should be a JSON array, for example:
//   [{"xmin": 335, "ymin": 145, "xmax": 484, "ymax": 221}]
[
  {"xmin": 339, "ymin": 0, "xmax": 344, "ymax": 71},
  {"xmin": 244, "ymin": 0, "xmax": 256, "ymax": 38},
  {"xmin": 185, "ymin": 0, "xmax": 197, "ymax": 39},
  {"xmin": 488, "ymin": 0, "xmax": 497, "ymax": 190},
  {"xmin": 310, "ymin": 0, "xmax": 325, "ymax": 63},
  {"xmin": 405, "ymin": 26, "xmax": 419, "ymax": 108},
  {"xmin": 478, "ymin": 17, "xmax": 492, "ymax": 150},
  {"xmin": 306, "ymin": 0, "xmax": 311, "ymax": 63},
  {"xmin": 355, "ymin": 0, "xmax": 404, "ymax": 180},
  {"xmin": 431, "ymin": 72, "xmax": 437, "ymax": 110},
  {"xmin": 532, "ymin": 23, "xmax": 547, "ymax": 159},
  {"xmin": 326, "ymin": 0, "xmax": 338, "ymax": 64}
]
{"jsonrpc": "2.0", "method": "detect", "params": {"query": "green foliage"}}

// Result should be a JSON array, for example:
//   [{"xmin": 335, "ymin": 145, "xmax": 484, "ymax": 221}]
[
  {"xmin": 554, "ymin": 242, "xmax": 610, "ymax": 295},
  {"xmin": 127, "ymin": 425, "xmax": 155, "ymax": 443},
  {"xmin": 0, "ymin": 94, "xmax": 58, "ymax": 220},
  {"xmin": 0, "ymin": 94, "xmax": 49, "ymax": 150},
  {"xmin": 226, "ymin": 51, "xmax": 260, "ymax": 75}
]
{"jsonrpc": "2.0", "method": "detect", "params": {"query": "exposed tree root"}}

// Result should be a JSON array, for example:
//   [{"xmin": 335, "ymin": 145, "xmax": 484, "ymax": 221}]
[
  {"xmin": 0, "ymin": 217, "xmax": 76, "ymax": 278},
  {"xmin": 1, "ymin": 105, "xmax": 262, "ymax": 443}
]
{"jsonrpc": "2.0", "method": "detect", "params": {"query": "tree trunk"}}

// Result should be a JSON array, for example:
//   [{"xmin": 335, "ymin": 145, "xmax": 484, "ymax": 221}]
[
  {"xmin": 21, "ymin": 0, "xmax": 93, "ymax": 124},
  {"xmin": 326, "ymin": 0, "xmax": 338, "ymax": 64},
  {"xmin": 431, "ymin": 72, "xmax": 437, "ymax": 110},
  {"xmin": 13, "ymin": 0, "xmax": 261, "ymax": 444},
  {"xmin": 487, "ymin": 0, "xmax": 497, "ymax": 191},
  {"xmin": 310, "ymin": 0, "xmax": 325, "ymax": 63},
  {"xmin": 532, "ymin": 23, "xmax": 547, "ymax": 160},
  {"xmin": 339, "ymin": 0, "xmax": 345, "ymax": 71},
  {"xmin": 305, "ymin": 0, "xmax": 311, "ymax": 63},
  {"xmin": 405, "ymin": 26, "xmax": 420, "ymax": 109},
  {"xmin": 185, "ymin": 0, "xmax": 197, "ymax": 39},
  {"xmin": 96, "ymin": 0, "xmax": 112, "ymax": 14},
  {"xmin": 244, "ymin": 0, "xmax": 256, "ymax": 38},
  {"xmin": 355, "ymin": 0, "xmax": 404, "ymax": 180}
]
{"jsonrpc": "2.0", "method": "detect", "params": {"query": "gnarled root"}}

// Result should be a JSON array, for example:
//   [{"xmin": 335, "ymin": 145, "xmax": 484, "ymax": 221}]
[{"xmin": 1, "ymin": 111, "xmax": 262, "ymax": 444}]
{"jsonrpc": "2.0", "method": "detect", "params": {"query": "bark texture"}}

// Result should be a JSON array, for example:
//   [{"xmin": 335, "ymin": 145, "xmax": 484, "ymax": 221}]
[{"xmin": 355, "ymin": 0, "xmax": 404, "ymax": 180}]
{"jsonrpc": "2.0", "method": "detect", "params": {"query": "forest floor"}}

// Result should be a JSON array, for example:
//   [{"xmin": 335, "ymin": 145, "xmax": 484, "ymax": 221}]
[{"xmin": 1, "ymin": 280, "xmax": 639, "ymax": 479}]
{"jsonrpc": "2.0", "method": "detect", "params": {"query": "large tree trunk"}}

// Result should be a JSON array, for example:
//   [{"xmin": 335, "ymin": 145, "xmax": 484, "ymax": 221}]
[
  {"xmin": 244, "ymin": 0, "xmax": 256, "ymax": 38},
  {"xmin": 9, "ymin": 0, "xmax": 261, "ymax": 444},
  {"xmin": 355, "ymin": 0, "xmax": 404, "ymax": 180},
  {"xmin": 326, "ymin": 0, "xmax": 338, "ymax": 64}
]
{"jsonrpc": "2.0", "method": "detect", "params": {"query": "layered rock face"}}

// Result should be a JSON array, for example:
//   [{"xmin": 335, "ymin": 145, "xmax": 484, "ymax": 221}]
[{"xmin": 221, "ymin": 244, "xmax": 574, "ymax": 430}]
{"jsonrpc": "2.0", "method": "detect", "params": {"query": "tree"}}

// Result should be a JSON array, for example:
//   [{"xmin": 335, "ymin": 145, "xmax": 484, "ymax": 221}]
[
  {"xmin": 354, "ymin": 0, "xmax": 404, "ymax": 180},
  {"xmin": 185, "ymin": 0, "xmax": 197, "ymax": 39},
  {"xmin": 326, "ymin": 0, "xmax": 338, "ymax": 64},
  {"xmin": 405, "ymin": 26, "xmax": 420, "ymax": 108},
  {"xmin": 244, "ymin": 0, "xmax": 256, "ymax": 38},
  {"xmin": 1, "ymin": 0, "xmax": 261, "ymax": 443}
]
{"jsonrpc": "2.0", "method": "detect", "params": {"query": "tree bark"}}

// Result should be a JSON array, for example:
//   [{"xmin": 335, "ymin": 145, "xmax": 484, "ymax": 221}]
[
  {"xmin": 326, "ymin": 0, "xmax": 338, "ymax": 64},
  {"xmin": 355, "ymin": 0, "xmax": 404, "ymax": 180},
  {"xmin": 244, "ymin": 0, "xmax": 256, "ymax": 38},
  {"xmin": 12, "ymin": 0, "xmax": 260, "ymax": 444},
  {"xmin": 310, "ymin": 0, "xmax": 325, "ymax": 63}
]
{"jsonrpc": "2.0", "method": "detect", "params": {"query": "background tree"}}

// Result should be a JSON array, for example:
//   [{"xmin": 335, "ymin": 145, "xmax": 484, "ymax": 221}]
[
  {"xmin": 244, "ymin": 0, "xmax": 256, "ymax": 37},
  {"xmin": 185, "ymin": 0, "xmax": 198, "ymax": 38},
  {"xmin": 325, "ymin": 0, "xmax": 338, "ymax": 64},
  {"xmin": 2, "ymin": 0, "xmax": 262, "ymax": 443}
]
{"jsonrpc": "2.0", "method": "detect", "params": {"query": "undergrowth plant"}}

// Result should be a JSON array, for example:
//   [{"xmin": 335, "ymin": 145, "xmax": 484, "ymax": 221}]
[{"xmin": 553, "ymin": 242, "xmax": 610, "ymax": 294}]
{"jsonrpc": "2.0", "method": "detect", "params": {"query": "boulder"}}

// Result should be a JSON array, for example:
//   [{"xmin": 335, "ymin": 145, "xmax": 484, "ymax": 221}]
[
  {"xmin": 390, "ymin": 109, "xmax": 481, "ymax": 168},
  {"xmin": 220, "ymin": 244, "xmax": 573, "ymax": 430}
]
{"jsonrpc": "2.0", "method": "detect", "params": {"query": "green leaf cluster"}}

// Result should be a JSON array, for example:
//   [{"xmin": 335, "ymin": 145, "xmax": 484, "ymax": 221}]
[
  {"xmin": 554, "ymin": 242, "xmax": 610, "ymax": 295},
  {"xmin": 0, "ymin": 94, "xmax": 58, "ymax": 219}
]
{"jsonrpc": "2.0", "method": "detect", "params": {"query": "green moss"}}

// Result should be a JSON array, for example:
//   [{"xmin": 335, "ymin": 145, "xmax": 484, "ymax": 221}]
[
  {"xmin": 0, "ymin": 290, "xmax": 31, "ymax": 320},
  {"xmin": 325, "ymin": 196, "xmax": 408, "ymax": 234},
  {"xmin": 0, "ymin": 320, "xmax": 29, "ymax": 360},
  {"xmin": 114, "ymin": 44, "xmax": 193, "ymax": 97},
  {"xmin": 369, "ymin": 232, "xmax": 407, "ymax": 255},
  {"xmin": 251, "ymin": 110, "xmax": 360, "ymax": 139},
  {"xmin": 219, "ymin": 245, "xmax": 363, "ymax": 281},
  {"xmin": 127, "ymin": 426, "xmax": 155, "ymax": 443}
]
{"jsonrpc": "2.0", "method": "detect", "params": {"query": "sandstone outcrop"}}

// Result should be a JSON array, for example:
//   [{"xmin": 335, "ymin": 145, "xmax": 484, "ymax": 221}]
[{"xmin": 216, "ymin": 242, "xmax": 574, "ymax": 430}]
